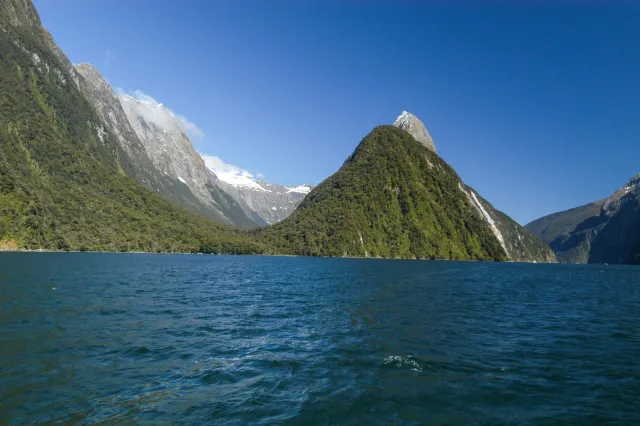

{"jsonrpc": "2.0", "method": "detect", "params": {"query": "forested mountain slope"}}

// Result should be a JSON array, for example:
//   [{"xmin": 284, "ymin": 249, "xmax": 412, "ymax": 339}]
[
  {"xmin": 0, "ymin": 0, "xmax": 263, "ymax": 253},
  {"xmin": 258, "ymin": 125, "xmax": 554, "ymax": 262}
]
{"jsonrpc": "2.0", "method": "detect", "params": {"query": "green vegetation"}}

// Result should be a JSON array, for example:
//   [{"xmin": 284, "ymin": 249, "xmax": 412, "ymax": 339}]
[
  {"xmin": 0, "ymin": 22, "xmax": 264, "ymax": 254},
  {"xmin": 256, "ymin": 126, "xmax": 507, "ymax": 261},
  {"xmin": 0, "ymin": 1, "xmax": 555, "ymax": 261}
]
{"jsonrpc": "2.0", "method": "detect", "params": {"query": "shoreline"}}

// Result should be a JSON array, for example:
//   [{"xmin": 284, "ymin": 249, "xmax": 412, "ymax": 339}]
[{"xmin": 0, "ymin": 248, "xmax": 565, "ymax": 264}]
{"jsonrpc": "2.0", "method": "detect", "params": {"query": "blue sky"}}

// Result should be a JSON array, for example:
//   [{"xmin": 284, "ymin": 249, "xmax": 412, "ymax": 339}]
[{"xmin": 34, "ymin": 1, "xmax": 640, "ymax": 224}]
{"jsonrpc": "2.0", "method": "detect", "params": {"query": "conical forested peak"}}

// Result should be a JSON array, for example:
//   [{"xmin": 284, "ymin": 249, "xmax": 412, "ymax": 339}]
[{"xmin": 259, "ymin": 125, "xmax": 508, "ymax": 260}]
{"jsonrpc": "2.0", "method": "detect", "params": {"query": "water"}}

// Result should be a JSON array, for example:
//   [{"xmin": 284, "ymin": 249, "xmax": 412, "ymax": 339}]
[{"xmin": 1, "ymin": 253, "xmax": 639, "ymax": 424}]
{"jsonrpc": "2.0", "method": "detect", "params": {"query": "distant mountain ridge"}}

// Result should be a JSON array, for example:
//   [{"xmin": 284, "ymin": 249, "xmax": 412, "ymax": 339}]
[
  {"xmin": 526, "ymin": 175, "xmax": 640, "ymax": 264},
  {"xmin": 204, "ymin": 166, "xmax": 313, "ymax": 224}
]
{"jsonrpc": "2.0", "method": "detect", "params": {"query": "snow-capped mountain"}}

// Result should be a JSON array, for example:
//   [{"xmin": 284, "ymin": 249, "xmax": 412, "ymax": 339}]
[
  {"xmin": 201, "ymin": 154, "xmax": 312, "ymax": 224},
  {"xmin": 116, "ymin": 90, "xmax": 263, "ymax": 228},
  {"xmin": 74, "ymin": 63, "xmax": 258, "ymax": 227},
  {"xmin": 74, "ymin": 63, "xmax": 311, "ymax": 227}
]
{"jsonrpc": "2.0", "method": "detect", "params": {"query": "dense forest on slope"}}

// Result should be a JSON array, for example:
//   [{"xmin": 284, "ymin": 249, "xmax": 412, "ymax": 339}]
[
  {"xmin": 256, "ymin": 126, "xmax": 508, "ymax": 260},
  {"xmin": 0, "ymin": 18, "xmax": 263, "ymax": 254}
]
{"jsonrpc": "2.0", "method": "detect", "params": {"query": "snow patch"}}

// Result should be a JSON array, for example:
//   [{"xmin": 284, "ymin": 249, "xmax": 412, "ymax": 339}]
[
  {"xmin": 178, "ymin": 176, "xmax": 187, "ymax": 184},
  {"xmin": 200, "ymin": 154, "xmax": 271, "ymax": 192},
  {"xmin": 286, "ymin": 185, "xmax": 312, "ymax": 194},
  {"xmin": 394, "ymin": 111, "xmax": 413, "ymax": 130}
]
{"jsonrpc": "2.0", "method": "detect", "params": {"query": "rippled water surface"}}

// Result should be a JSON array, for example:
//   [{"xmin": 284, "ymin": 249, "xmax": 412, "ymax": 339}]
[{"xmin": 1, "ymin": 253, "xmax": 639, "ymax": 424}]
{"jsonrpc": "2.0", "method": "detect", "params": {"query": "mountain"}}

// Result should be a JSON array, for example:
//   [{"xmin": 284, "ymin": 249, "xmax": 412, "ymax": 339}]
[
  {"xmin": 526, "ymin": 175, "xmax": 640, "ymax": 264},
  {"xmin": 201, "ymin": 154, "xmax": 311, "ymax": 224},
  {"xmin": 73, "ymin": 63, "xmax": 251, "ymax": 227},
  {"xmin": 75, "ymin": 63, "xmax": 310, "ymax": 228},
  {"xmin": 0, "ymin": 0, "xmax": 263, "ymax": 253},
  {"xmin": 524, "ymin": 201, "xmax": 604, "ymax": 247},
  {"xmin": 116, "ymin": 90, "xmax": 261, "ymax": 228},
  {"xmin": 0, "ymin": 0, "xmax": 556, "ymax": 259},
  {"xmin": 258, "ymin": 120, "xmax": 555, "ymax": 262},
  {"xmin": 212, "ymin": 177, "xmax": 311, "ymax": 225}
]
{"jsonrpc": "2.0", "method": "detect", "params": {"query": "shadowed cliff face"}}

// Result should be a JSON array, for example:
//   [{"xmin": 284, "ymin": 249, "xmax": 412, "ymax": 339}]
[{"xmin": 527, "ymin": 175, "xmax": 640, "ymax": 264}]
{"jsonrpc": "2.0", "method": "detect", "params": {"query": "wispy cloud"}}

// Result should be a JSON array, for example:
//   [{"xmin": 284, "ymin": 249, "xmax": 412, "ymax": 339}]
[
  {"xmin": 116, "ymin": 89, "xmax": 204, "ymax": 139},
  {"xmin": 200, "ymin": 154, "xmax": 254, "ymax": 179},
  {"xmin": 256, "ymin": 172, "xmax": 265, "ymax": 179}
]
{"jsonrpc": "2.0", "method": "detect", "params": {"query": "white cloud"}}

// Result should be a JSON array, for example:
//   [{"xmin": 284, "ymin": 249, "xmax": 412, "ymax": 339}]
[
  {"xmin": 256, "ymin": 173, "xmax": 265, "ymax": 179},
  {"xmin": 200, "ymin": 153, "xmax": 253, "ymax": 179},
  {"xmin": 116, "ymin": 89, "xmax": 204, "ymax": 139}
]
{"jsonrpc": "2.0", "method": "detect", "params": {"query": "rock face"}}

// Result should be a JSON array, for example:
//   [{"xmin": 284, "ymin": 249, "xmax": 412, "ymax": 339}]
[
  {"xmin": 0, "ymin": 0, "xmax": 42, "ymax": 33},
  {"xmin": 203, "ymin": 167, "xmax": 312, "ymax": 225},
  {"xmin": 259, "ymin": 122, "xmax": 555, "ymax": 262},
  {"xmin": 74, "ymin": 64, "xmax": 258, "ymax": 228},
  {"xmin": 118, "ymin": 93, "xmax": 223, "ymax": 208},
  {"xmin": 117, "ymin": 90, "xmax": 262, "ymax": 228},
  {"xmin": 526, "ymin": 175, "xmax": 640, "ymax": 264},
  {"xmin": 75, "ymin": 63, "xmax": 311, "ymax": 228},
  {"xmin": 75, "ymin": 64, "xmax": 147, "ymax": 159},
  {"xmin": 393, "ymin": 111, "xmax": 436, "ymax": 153}
]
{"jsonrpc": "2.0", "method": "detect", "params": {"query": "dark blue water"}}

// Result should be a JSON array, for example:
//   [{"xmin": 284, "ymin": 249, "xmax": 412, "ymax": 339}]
[{"xmin": 1, "ymin": 253, "xmax": 639, "ymax": 424}]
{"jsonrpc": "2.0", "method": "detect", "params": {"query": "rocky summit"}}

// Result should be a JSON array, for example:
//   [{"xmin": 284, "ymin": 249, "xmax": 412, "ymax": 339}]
[{"xmin": 393, "ymin": 111, "xmax": 437, "ymax": 153}]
